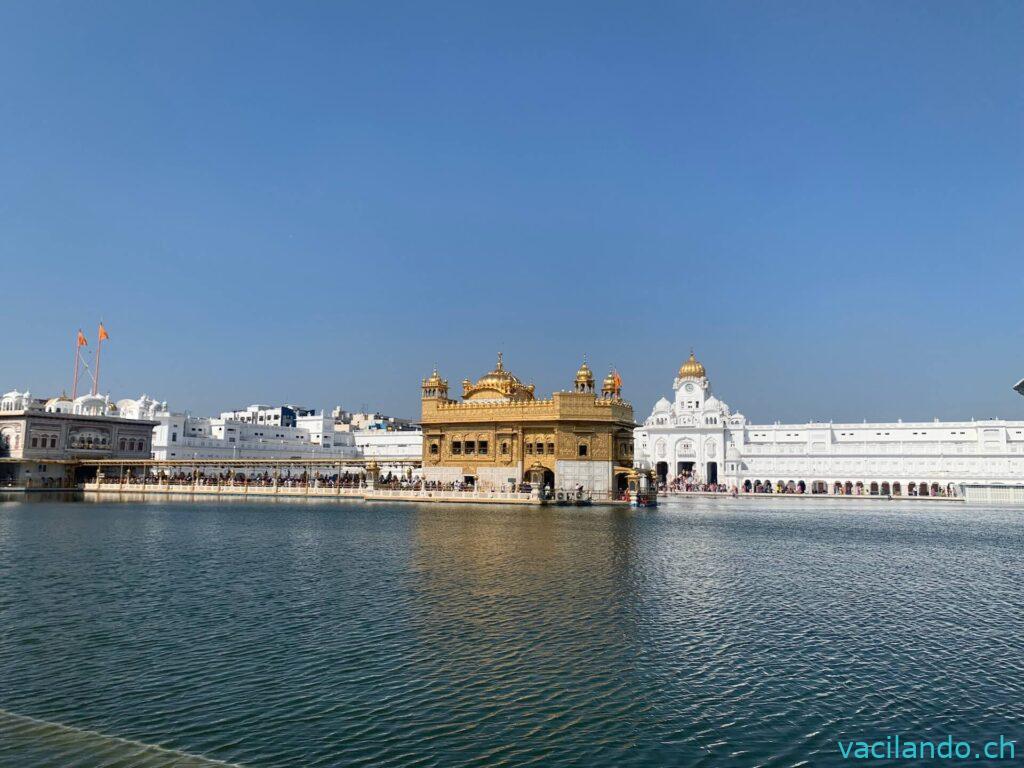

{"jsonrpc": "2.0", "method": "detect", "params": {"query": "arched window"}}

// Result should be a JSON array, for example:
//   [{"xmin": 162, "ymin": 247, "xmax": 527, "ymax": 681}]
[
  {"xmin": 50, "ymin": 436, "xmax": 57, "ymax": 448},
  {"xmin": 429, "ymin": 443, "xmax": 439, "ymax": 455},
  {"xmin": 578, "ymin": 444, "xmax": 588, "ymax": 457},
  {"xmin": 119, "ymin": 438, "xmax": 127, "ymax": 451}
]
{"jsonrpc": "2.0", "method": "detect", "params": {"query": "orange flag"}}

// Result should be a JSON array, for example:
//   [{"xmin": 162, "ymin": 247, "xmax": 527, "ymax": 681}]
[
  {"xmin": 98, "ymin": 322, "xmax": 110, "ymax": 342},
  {"xmin": 613, "ymin": 370, "xmax": 622, "ymax": 389},
  {"xmin": 77, "ymin": 330, "xmax": 88, "ymax": 347}
]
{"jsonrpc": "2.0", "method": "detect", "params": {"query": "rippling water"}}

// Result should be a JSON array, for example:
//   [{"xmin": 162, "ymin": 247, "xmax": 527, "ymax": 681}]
[{"xmin": 1, "ymin": 495, "xmax": 1022, "ymax": 767}]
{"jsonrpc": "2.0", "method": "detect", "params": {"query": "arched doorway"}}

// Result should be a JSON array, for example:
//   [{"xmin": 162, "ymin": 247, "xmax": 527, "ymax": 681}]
[
  {"xmin": 930, "ymin": 482, "xmax": 940, "ymax": 496},
  {"xmin": 677, "ymin": 461, "xmax": 694, "ymax": 478},
  {"xmin": 919, "ymin": 482, "xmax": 929, "ymax": 497},
  {"xmin": 881, "ymin": 482, "xmax": 891, "ymax": 496},
  {"xmin": 706, "ymin": 462, "xmax": 718, "ymax": 485},
  {"xmin": 655, "ymin": 462, "xmax": 668, "ymax": 485},
  {"xmin": 797, "ymin": 480, "xmax": 806, "ymax": 494},
  {"xmin": 908, "ymin": 482, "xmax": 917, "ymax": 496},
  {"xmin": 743, "ymin": 479, "xmax": 752, "ymax": 492},
  {"xmin": 833, "ymin": 481, "xmax": 843, "ymax": 495},
  {"xmin": 892, "ymin": 482, "xmax": 902, "ymax": 496},
  {"xmin": 870, "ymin": 482, "xmax": 879, "ymax": 495},
  {"xmin": 844, "ymin": 481, "xmax": 853, "ymax": 495},
  {"xmin": 614, "ymin": 470, "xmax": 630, "ymax": 496}
]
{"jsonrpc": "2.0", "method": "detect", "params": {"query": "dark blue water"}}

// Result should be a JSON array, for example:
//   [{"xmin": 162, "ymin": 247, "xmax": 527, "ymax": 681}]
[{"xmin": 1, "ymin": 495, "xmax": 1022, "ymax": 767}]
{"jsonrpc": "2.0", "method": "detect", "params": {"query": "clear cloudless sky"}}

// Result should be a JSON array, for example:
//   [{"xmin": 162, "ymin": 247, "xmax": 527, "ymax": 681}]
[{"xmin": 1, "ymin": 1, "xmax": 1022, "ymax": 422}]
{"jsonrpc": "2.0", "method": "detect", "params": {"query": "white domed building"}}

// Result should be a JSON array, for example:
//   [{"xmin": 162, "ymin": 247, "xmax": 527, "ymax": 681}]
[
  {"xmin": 44, "ymin": 394, "xmax": 74, "ymax": 414},
  {"xmin": 635, "ymin": 353, "xmax": 1024, "ymax": 498},
  {"xmin": 0, "ymin": 388, "xmax": 158, "ymax": 489}
]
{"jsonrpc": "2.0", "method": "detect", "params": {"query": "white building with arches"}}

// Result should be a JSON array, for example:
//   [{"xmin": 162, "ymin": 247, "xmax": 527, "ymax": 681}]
[
  {"xmin": 1, "ymin": 390, "xmax": 158, "ymax": 488},
  {"xmin": 634, "ymin": 354, "xmax": 1024, "ymax": 497}
]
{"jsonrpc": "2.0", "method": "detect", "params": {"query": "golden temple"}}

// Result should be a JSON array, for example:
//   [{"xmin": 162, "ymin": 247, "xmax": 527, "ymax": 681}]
[{"xmin": 420, "ymin": 354, "xmax": 635, "ymax": 492}]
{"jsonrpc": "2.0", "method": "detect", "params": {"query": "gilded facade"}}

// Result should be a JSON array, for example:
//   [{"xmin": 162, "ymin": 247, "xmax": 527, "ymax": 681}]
[{"xmin": 420, "ymin": 354, "xmax": 635, "ymax": 492}]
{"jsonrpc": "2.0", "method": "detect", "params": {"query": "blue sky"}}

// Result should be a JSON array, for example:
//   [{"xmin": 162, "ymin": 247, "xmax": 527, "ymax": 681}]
[{"xmin": 1, "ymin": 1, "xmax": 1021, "ymax": 422}]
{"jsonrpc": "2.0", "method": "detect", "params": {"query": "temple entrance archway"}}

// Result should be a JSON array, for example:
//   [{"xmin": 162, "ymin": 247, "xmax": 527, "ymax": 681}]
[
  {"xmin": 655, "ymin": 462, "xmax": 668, "ymax": 484},
  {"xmin": 706, "ymin": 462, "xmax": 718, "ymax": 485},
  {"xmin": 676, "ymin": 461, "xmax": 694, "ymax": 478}
]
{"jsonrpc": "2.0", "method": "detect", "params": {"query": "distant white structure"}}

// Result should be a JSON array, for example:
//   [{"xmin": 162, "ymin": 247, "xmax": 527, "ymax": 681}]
[
  {"xmin": 332, "ymin": 406, "xmax": 417, "ymax": 432},
  {"xmin": 352, "ymin": 427, "xmax": 423, "ymax": 475},
  {"xmin": 635, "ymin": 353, "xmax": 1024, "ymax": 496},
  {"xmin": 117, "ymin": 397, "xmax": 423, "ymax": 464},
  {"xmin": 117, "ymin": 397, "xmax": 358, "ymax": 460}
]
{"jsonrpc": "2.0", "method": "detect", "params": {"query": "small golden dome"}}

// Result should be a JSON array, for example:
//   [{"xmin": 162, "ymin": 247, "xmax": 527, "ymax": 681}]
[
  {"xmin": 601, "ymin": 369, "xmax": 622, "ymax": 396},
  {"xmin": 575, "ymin": 361, "xmax": 594, "ymax": 384},
  {"xmin": 678, "ymin": 351, "xmax": 706, "ymax": 379},
  {"xmin": 423, "ymin": 367, "xmax": 445, "ymax": 387}
]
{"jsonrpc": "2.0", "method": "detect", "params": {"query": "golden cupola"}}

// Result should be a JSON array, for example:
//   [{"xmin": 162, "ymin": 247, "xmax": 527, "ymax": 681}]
[
  {"xmin": 574, "ymin": 359, "xmax": 595, "ymax": 393},
  {"xmin": 462, "ymin": 353, "xmax": 535, "ymax": 402},
  {"xmin": 421, "ymin": 367, "xmax": 449, "ymax": 399},
  {"xmin": 678, "ymin": 351, "xmax": 706, "ymax": 379},
  {"xmin": 601, "ymin": 369, "xmax": 622, "ymax": 399}
]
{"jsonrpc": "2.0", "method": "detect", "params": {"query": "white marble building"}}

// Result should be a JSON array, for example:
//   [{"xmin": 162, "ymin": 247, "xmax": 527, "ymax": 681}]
[
  {"xmin": 117, "ymin": 396, "xmax": 358, "ymax": 461},
  {"xmin": 1, "ymin": 390, "xmax": 157, "ymax": 487},
  {"xmin": 117, "ymin": 396, "xmax": 422, "ymax": 465},
  {"xmin": 635, "ymin": 353, "xmax": 1024, "ymax": 496}
]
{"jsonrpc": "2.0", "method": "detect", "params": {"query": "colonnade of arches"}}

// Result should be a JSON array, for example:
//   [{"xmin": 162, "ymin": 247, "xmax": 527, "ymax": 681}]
[{"xmin": 741, "ymin": 479, "xmax": 955, "ymax": 497}]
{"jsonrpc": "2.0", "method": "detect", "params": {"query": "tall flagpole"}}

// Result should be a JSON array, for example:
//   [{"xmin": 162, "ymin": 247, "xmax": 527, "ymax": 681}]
[
  {"xmin": 92, "ymin": 334, "xmax": 102, "ymax": 395},
  {"xmin": 72, "ymin": 332, "xmax": 81, "ymax": 399},
  {"xmin": 93, "ymin": 322, "xmax": 109, "ymax": 396}
]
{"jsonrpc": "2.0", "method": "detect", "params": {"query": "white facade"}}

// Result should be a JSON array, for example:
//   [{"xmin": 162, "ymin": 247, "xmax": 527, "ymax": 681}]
[
  {"xmin": 1, "ymin": 390, "xmax": 157, "ymax": 487},
  {"xmin": 635, "ymin": 354, "xmax": 1024, "ymax": 496},
  {"xmin": 118, "ymin": 396, "xmax": 358, "ymax": 461},
  {"xmin": 351, "ymin": 427, "xmax": 423, "ymax": 475}
]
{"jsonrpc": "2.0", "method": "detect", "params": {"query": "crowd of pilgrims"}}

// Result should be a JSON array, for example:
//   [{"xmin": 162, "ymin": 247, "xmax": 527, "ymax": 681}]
[
  {"xmin": 660, "ymin": 475, "xmax": 958, "ymax": 497},
  {"xmin": 113, "ymin": 469, "xmax": 403, "ymax": 488},
  {"xmin": 108, "ymin": 470, "xmax": 539, "ymax": 493}
]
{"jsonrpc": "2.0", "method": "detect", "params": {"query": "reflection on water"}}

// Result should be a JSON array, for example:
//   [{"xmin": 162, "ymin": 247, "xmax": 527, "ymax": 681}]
[{"xmin": 1, "ymin": 498, "xmax": 1022, "ymax": 767}]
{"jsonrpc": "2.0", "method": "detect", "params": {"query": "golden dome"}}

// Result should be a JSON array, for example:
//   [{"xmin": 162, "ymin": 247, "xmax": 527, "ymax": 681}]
[
  {"xmin": 601, "ymin": 368, "xmax": 622, "ymax": 398},
  {"xmin": 423, "ymin": 367, "xmax": 445, "ymax": 388},
  {"xmin": 463, "ymin": 353, "xmax": 535, "ymax": 401},
  {"xmin": 575, "ymin": 360, "xmax": 594, "ymax": 384},
  {"xmin": 678, "ymin": 351, "xmax": 706, "ymax": 379}
]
